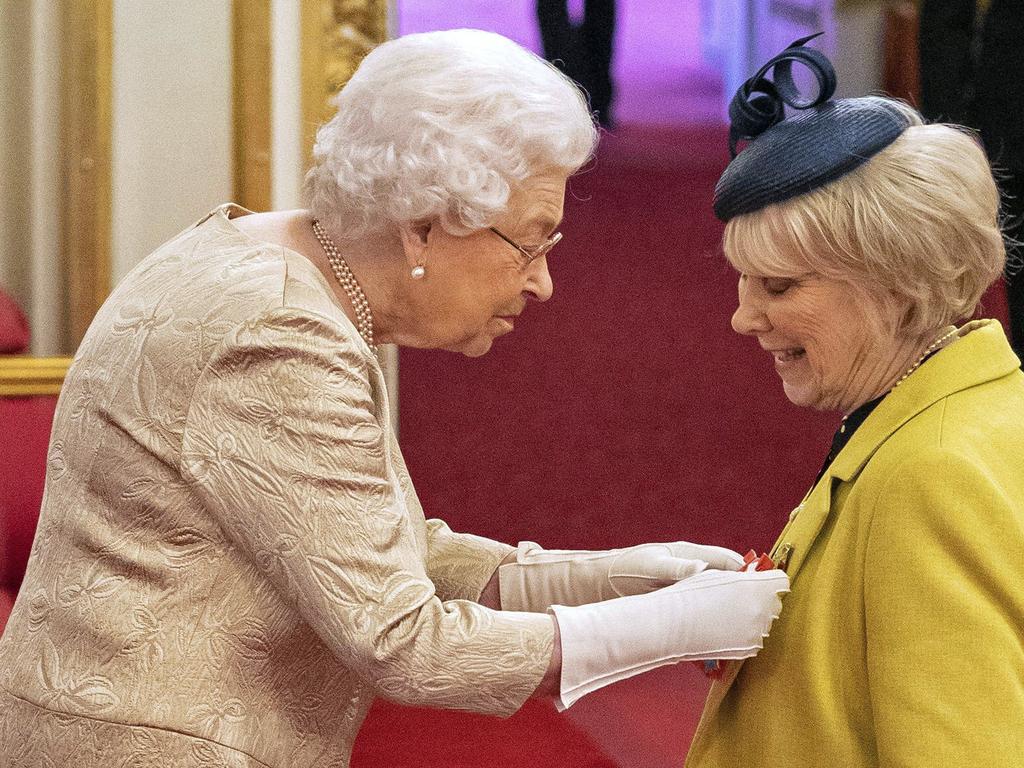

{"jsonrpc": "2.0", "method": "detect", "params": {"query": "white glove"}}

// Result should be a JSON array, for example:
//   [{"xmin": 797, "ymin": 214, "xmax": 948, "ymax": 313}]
[
  {"xmin": 499, "ymin": 540, "xmax": 745, "ymax": 613},
  {"xmin": 551, "ymin": 568, "xmax": 789, "ymax": 710}
]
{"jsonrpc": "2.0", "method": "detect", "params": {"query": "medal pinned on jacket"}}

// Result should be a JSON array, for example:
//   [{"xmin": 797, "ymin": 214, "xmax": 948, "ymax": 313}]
[{"xmin": 694, "ymin": 550, "xmax": 777, "ymax": 679}]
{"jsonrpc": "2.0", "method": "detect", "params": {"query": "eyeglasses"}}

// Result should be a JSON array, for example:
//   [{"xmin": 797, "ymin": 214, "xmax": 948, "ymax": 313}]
[{"xmin": 488, "ymin": 227, "xmax": 563, "ymax": 265}]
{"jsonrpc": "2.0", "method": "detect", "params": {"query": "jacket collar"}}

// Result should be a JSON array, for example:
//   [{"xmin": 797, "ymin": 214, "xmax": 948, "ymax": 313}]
[{"xmin": 828, "ymin": 319, "xmax": 1019, "ymax": 483}]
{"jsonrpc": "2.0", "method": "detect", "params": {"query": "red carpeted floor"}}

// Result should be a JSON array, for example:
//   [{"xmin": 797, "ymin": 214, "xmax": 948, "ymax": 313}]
[
  {"xmin": 353, "ymin": 123, "xmax": 1011, "ymax": 767},
  {"xmin": 397, "ymin": 123, "xmax": 838, "ymax": 555},
  {"xmin": 353, "ymin": 698, "xmax": 619, "ymax": 768}
]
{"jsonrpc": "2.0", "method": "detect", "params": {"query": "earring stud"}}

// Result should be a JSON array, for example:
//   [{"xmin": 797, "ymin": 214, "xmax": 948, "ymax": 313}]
[{"xmin": 411, "ymin": 265, "xmax": 426, "ymax": 279}]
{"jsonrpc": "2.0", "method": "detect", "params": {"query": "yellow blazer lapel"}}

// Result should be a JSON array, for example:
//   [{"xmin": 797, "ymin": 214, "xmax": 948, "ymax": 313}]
[
  {"xmin": 697, "ymin": 473, "xmax": 837, "ymax": 721},
  {"xmin": 769, "ymin": 474, "xmax": 834, "ymax": 578}
]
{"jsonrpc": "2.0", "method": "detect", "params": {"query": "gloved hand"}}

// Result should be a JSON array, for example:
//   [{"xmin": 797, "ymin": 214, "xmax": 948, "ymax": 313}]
[
  {"xmin": 498, "ymin": 540, "xmax": 745, "ymax": 613},
  {"xmin": 550, "ymin": 567, "xmax": 789, "ymax": 710}
]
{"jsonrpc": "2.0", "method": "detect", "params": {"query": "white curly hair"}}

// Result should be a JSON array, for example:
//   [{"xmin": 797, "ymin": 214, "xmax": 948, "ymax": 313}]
[{"xmin": 304, "ymin": 29, "xmax": 598, "ymax": 242}]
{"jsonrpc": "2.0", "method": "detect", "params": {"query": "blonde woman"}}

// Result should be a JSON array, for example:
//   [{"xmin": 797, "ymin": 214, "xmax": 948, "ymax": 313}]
[{"xmin": 687, "ymin": 38, "xmax": 1024, "ymax": 767}]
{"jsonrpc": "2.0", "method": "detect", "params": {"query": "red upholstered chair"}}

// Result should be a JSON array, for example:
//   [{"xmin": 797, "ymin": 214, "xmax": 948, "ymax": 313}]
[
  {"xmin": 0, "ymin": 291, "xmax": 69, "ymax": 636},
  {"xmin": 0, "ymin": 291, "xmax": 30, "ymax": 355}
]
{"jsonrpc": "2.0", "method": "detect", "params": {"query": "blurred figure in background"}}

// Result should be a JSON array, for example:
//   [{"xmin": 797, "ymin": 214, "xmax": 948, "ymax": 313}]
[
  {"xmin": 537, "ymin": 0, "xmax": 616, "ymax": 127},
  {"xmin": 919, "ymin": 0, "xmax": 1024, "ymax": 361}
]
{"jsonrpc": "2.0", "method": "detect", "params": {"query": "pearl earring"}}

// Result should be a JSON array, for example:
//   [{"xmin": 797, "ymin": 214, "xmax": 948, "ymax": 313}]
[{"xmin": 411, "ymin": 265, "xmax": 426, "ymax": 280}]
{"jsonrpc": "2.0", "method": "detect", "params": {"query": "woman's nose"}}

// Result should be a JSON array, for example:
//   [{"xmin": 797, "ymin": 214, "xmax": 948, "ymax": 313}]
[
  {"xmin": 731, "ymin": 282, "xmax": 770, "ymax": 336},
  {"xmin": 525, "ymin": 257, "xmax": 554, "ymax": 302}
]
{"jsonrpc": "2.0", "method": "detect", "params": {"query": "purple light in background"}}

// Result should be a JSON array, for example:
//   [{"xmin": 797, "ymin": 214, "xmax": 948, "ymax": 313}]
[{"xmin": 396, "ymin": 0, "xmax": 722, "ymax": 125}]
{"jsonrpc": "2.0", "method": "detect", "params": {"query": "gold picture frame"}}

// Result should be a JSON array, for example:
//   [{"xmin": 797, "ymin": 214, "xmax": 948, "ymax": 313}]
[
  {"xmin": 233, "ymin": 0, "xmax": 273, "ymax": 213},
  {"xmin": 62, "ymin": 0, "xmax": 113, "ymax": 349},
  {"xmin": 300, "ymin": 0, "xmax": 390, "ymax": 164},
  {"xmin": 233, "ymin": 0, "xmax": 390, "ymax": 208},
  {"xmin": 0, "ymin": 357, "xmax": 73, "ymax": 397}
]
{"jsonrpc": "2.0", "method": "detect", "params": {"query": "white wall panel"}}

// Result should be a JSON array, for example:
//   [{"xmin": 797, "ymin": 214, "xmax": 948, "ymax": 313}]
[
  {"xmin": 270, "ymin": 0, "xmax": 303, "ymax": 210},
  {"xmin": 110, "ymin": 0, "xmax": 233, "ymax": 285}
]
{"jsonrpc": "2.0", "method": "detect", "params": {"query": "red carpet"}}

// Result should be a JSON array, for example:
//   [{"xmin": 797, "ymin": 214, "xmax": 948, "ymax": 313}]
[
  {"xmin": 397, "ymin": 123, "xmax": 838, "ymax": 555},
  {"xmin": 364, "ymin": 123, "xmax": 1012, "ymax": 766},
  {"xmin": 352, "ymin": 699, "xmax": 618, "ymax": 768}
]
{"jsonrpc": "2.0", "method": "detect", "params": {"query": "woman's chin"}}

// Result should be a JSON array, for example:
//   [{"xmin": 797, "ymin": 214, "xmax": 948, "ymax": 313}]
[
  {"xmin": 449, "ymin": 333, "xmax": 495, "ymax": 358},
  {"xmin": 782, "ymin": 382, "xmax": 819, "ymax": 410},
  {"xmin": 461, "ymin": 344, "xmax": 492, "ymax": 358}
]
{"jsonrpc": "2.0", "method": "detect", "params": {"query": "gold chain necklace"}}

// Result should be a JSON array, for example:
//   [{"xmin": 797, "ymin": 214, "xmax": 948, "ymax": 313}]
[
  {"xmin": 839, "ymin": 326, "xmax": 960, "ymax": 433},
  {"xmin": 890, "ymin": 325, "xmax": 960, "ymax": 391}
]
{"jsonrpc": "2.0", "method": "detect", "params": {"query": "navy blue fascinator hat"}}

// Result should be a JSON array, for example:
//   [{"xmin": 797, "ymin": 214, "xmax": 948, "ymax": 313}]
[{"xmin": 714, "ymin": 34, "xmax": 912, "ymax": 222}]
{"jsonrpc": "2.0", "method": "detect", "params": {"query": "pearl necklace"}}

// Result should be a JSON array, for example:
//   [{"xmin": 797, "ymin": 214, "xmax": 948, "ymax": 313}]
[
  {"xmin": 311, "ymin": 218, "xmax": 376, "ymax": 350},
  {"xmin": 890, "ymin": 325, "xmax": 960, "ymax": 391}
]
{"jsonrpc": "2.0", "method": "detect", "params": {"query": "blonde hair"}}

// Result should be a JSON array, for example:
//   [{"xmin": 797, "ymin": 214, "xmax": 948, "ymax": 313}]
[
  {"xmin": 724, "ymin": 101, "xmax": 1007, "ymax": 338},
  {"xmin": 304, "ymin": 29, "xmax": 598, "ymax": 242}
]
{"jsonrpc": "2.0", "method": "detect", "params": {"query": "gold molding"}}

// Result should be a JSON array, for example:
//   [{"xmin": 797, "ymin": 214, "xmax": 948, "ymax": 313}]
[
  {"xmin": 300, "ymin": 0, "xmax": 390, "ymax": 169},
  {"xmin": 300, "ymin": 1, "xmax": 395, "ymax": 424},
  {"xmin": 232, "ymin": 1, "xmax": 390, "ymax": 208},
  {"xmin": 62, "ymin": 0, "xmax": 113, "ymax": 349},
  {"xmin": 0, "ymin": 357, "xmax": 73, "ymax": 397},
  {"xmin": 233, "ymin": 0, "xmax": 272, "ymax": 211}
]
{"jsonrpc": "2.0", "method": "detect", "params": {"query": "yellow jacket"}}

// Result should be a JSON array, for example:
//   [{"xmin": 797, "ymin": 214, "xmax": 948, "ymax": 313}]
[{"xmin": 687, "ymin": 319, "xmax": 1024, "ymax": 767}]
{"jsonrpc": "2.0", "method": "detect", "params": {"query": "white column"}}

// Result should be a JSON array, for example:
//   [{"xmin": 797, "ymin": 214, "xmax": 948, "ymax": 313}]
[
  {"xmin": 270, "ymin": 0, "xmax": 304, "ymax": 210},
  {"xmin": 833, "ymin": 2, "xmax": 886, "ymax": 98},
  {"xmin": 29, "ymin": 0, "xmax": 64, "ymax": 355},
  {"xmin": 110, "ymin": 0, "xmax": 233, "ymax": 284}
]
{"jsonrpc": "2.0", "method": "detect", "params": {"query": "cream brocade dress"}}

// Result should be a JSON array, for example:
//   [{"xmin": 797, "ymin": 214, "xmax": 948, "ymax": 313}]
[{"xmin": 0, "ymin": 205, "xmax": 554, "ymax": 767}]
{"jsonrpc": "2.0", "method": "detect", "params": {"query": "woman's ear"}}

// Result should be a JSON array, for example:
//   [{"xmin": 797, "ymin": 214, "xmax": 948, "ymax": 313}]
[{"xmin": 398, "ymin": 220, "xmax": 433, "ymax": 270}]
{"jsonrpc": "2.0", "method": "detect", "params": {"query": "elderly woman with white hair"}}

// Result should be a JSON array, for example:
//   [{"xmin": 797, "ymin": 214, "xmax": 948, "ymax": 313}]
[
  {"xmin": 0, "ymin": 30, "xmax": 787, "ymax": 767},
  {"xmin": 686, "ymin": 39, "xmax": 1024, "ymax": 768}
]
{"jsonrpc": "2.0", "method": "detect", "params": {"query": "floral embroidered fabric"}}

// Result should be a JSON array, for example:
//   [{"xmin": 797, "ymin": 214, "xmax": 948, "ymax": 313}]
[{"xmin": 0, "ymin": 205, "xmax": 553, "ymax": 767}]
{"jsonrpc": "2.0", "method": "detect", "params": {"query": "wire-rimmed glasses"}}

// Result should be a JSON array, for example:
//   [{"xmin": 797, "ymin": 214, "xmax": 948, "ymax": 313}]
[{"xmin": 488, "ymin": 227, "xmax": 563, "ymax": 265}]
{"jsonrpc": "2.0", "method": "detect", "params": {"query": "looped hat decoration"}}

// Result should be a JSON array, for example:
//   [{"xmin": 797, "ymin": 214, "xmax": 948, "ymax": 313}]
[
  {"xmin": 727, "ymin": 33, "xmax": 836, "ymax": 158},
  {"xmin": 714, "ymin": 33, "xmax": 912, "ymax": 222}
]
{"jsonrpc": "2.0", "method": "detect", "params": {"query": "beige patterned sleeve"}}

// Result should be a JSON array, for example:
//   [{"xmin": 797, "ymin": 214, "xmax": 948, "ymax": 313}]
[
  {"xmin": 423, "ymin": 519, "xmax": 514, "ymax": 602},
  {"xmin": 180, "ymin": 308, "xmax": 553, "ymax": 716}
]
